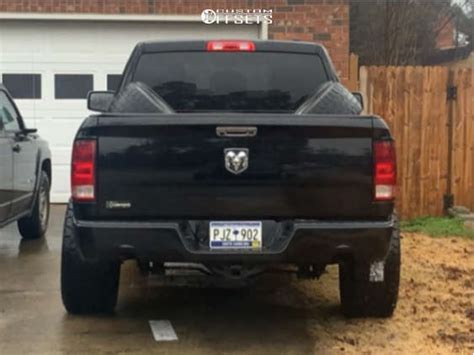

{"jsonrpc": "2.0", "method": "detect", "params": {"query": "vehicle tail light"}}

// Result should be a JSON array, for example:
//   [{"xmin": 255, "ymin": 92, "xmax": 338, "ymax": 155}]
[
  {"xmin": 374, "ymin": 140, "xmax": 396, "ymax": 201},
  {"xmin": 71, "ymin": 140, "xmax": 96, "ymax": 201},
  {"xmin": 207, "ymin": 40, "xmax": 255, "ymax": 52}
]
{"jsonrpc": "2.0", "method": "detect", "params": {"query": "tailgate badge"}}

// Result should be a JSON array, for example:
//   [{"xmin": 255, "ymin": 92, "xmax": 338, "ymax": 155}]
[
  {"xmin": 106, "ymin": 201, "xmax": 132, "ymax": 209},
  {"xmin": 224, "ymin": 148, "xmax": 249, "ymax": 175}
]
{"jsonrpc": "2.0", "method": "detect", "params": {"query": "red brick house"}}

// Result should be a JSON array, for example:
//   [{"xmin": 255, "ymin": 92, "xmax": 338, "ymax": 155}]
[
  {"xmin": 0, "ymin": 0, "xmax": 349, "ymax": 202},
  {"xmin": 436, "ymin": 16, "xmax": 456, "ymax": 49}
]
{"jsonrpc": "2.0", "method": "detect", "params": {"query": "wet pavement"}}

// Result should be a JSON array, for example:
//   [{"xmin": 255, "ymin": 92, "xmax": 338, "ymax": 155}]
[
  {"xmin": 1, "ymin": 205, "xmax": 473, "ymax": 354},
  {"xmin": 0, "ymin": 205, "xmax": 330, "ymax": 354}
]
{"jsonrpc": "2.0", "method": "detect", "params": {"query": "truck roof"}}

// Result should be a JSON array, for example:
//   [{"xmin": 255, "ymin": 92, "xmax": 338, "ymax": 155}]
[{"xmin": 135, "ymin": 40, "xmax": 329, "ymax": 55}]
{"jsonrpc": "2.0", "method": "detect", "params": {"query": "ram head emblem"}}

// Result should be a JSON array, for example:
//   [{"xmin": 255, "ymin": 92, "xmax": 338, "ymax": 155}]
[{"xmin": 224, "ymin": 148, "xmax": 249, "ymax": 175}]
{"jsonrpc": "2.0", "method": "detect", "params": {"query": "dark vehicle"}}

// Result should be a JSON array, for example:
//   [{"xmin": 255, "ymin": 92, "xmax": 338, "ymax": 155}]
[
  {"xmin": 61, "ymin": 40, "xmax": 400, "ymax": 318},
  {"xmin": 0, "ymin": 84, "xmax": 51, "ymax": 239}
]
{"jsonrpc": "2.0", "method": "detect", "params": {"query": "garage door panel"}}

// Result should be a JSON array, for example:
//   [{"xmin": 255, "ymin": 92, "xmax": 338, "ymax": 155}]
[
  {"xmin": 50, "ymin": 165, "xmax": 71, "ymax": 203},
  {"xmin": 50, "ymin": 149, "xmax": 73, "ymax": 167},
  {"xmin": 1, "ymin": 21, "xmax": 260, "ymax": 60},
  {"xmin": 0, "ymin": 18, "xmax": 260, "ymax": 202},
  {"xmin": 36, "ymin": 119, "xmax": 84, "ymax": 148}
]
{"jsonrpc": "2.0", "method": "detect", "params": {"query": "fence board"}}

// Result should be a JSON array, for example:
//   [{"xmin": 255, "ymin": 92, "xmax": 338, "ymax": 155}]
[
  {"xmin": 360, "ymin": 66, "xmax": 472, "ymax": 219},
  {"xmin": 347, "ymin": 53, "xmax": 359, "ymax": 91},
  {"xmin": 452, "ymin": 68, "xmax": 474, "ymax": 210}
]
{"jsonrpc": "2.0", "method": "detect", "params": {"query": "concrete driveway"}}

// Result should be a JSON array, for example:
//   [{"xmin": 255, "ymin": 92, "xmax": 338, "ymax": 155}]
[{"xmin": 0, "ymin": 205, "xmax": 323, "ymax": 354}]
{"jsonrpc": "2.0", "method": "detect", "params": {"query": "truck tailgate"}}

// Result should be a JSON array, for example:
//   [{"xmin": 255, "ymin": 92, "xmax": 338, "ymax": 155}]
[{"xmin": 95, "ymin": 114, "xmax": 382, "ymax": 219}]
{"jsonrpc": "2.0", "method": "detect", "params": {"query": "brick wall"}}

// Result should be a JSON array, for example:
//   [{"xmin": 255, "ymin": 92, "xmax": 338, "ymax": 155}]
[
  {"xmin": 269, "ymin": 1, "xmax": 349, "ymax": 81},
  {"xmin": 0, "ymin": 0, "xmax": 349, "ymax": 82},
  {"xmin": 436, "ymin": 18, "xmax": 455, "ymax": 49}
]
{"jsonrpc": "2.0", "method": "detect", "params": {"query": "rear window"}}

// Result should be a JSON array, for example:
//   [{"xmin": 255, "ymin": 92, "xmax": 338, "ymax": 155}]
[{"xmin": 132, "ymin": 52, "xmax": 329, "ymax": 113}]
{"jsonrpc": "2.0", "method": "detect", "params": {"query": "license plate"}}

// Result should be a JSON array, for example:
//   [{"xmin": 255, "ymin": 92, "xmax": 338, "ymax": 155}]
[{"xmin": 209, "ymin": 221, "xmax": 262, "ymax": 250}]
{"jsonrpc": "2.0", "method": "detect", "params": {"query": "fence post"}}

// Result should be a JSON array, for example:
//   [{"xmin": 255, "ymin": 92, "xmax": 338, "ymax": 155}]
[
  {"xmin": 444, "ymin": 69, "xmax": 456, "ymax": 213},
  {"xmin": 359, "ymin": 66, "xmax": 368, "ymax": 114},
  {"xmin": 348, "ymin": 53, "xmax": 359, "ymax": 91}
]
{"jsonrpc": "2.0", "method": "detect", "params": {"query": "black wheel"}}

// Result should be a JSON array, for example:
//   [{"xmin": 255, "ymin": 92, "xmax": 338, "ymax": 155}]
[
  {"xmin": 61, "ymin": 203, "xmax": 120, "ymax": 314},
  {"xmin": 18, "ymin": 170, "xmax": 50, "ymax": 240},
  {"xmin": 339, "ymin": 218, "xmax": 400, "ymax": 318},
  {"xmin": 109, "ymin": 82, "xmax": 174, "ymax": 114},
  {"xmin": 296, "ymin": 82, "xmax": 363, "ymax": 115}
]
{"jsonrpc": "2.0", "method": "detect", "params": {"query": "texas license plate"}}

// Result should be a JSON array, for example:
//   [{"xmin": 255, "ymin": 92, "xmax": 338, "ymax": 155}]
[{"xmin": 209, "ymin": 221, "xmax": 262, "ymax": 250}]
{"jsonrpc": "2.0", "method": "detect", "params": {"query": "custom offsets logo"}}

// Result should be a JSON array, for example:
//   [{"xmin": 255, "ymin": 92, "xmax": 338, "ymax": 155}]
[{"xmin": 201, "ymin": 9, "xmax": 273, "ymax": 25}]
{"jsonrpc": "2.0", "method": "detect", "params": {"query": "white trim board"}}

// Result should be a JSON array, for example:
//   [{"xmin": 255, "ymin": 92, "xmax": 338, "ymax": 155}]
[
  {"xmin": 0, "ymin": 12, "xmax": 268, "ymax": 39},
  {"xmin": 0, "ymin": 12, "xmax": 201, "ymax": 22}
]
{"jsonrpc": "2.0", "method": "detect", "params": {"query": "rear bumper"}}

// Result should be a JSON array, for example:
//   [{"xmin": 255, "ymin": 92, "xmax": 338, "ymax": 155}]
[{"xmin": 73, "ymin": 216, "xmax": 396, "ymax": 265}]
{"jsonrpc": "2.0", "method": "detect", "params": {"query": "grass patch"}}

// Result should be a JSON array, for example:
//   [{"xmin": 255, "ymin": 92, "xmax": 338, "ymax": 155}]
[{"xmin": 401, "ymin": 216, "xmax": 474, "ymax": 239}]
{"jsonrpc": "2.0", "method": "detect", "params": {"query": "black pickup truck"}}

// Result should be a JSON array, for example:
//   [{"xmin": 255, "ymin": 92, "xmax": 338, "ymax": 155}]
[
  {"xmin": 61, "ymin": 40, "xmax": 400, "ymax": 318},
  {"xmin": 0, "ymin": 84, "xmax": 51, "ymax": 239}
]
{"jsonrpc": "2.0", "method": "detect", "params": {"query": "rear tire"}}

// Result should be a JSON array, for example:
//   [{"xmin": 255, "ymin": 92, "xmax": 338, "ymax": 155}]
[
  {"xmin": 339, "ymin": 218, "xmax": 400, "ymax": 318},
  {"xmin": 296, "ymin": 82, "xmax": 363, "ymax": 115},
  {"xmin": 61, "ymin": 203, "xmax": 120, "ymax": 314},
  {"xmin": 18, "ymin": 170, "xmax": 50, "ymax": 240},
  {"xmin": 109, "ymin": 82, "xmax": 174, "ymax": 114}
]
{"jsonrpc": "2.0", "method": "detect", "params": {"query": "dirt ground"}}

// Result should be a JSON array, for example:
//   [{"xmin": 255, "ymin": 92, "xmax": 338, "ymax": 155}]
[
  {"xmin": 0, "ymin": 205, "xmax": 473, "ymax": 354},
  {"xmin": 294, "ymin": 232, "xmax": 474, "ymax": 354}
]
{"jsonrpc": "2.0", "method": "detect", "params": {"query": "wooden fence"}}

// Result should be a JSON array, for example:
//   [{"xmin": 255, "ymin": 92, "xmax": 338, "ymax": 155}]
[
  {"xmin": 359, "ymin": 66, "xmax": 474, "ymax": 219},
  {"xmin": 347, "ymin": 53, "xmax": 359, "ymax": 91}
]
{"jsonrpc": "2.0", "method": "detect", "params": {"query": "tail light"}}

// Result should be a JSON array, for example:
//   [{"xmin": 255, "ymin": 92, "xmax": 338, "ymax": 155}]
[
  {"xmin": 207, "ymin": 40, "xmax": 255, "ymax": 52},
  {"xmin": 374, "ymin": 140, "xmax": 396, "ymax": 201},
  {"xmin": 71, "ymin": 140, "xmax": 96, "ymax": 201}
]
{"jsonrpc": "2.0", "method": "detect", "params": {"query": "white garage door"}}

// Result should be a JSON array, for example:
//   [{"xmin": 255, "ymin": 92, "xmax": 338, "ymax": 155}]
[{"xmin": 0, "ymin": 18, "xmax": 260, "ymax": 202}]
